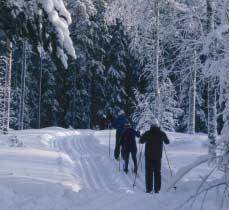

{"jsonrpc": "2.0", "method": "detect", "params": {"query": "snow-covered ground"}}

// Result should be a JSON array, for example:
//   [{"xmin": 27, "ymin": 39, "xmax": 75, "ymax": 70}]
[{"xmin": 0, "ymin": 128, "xmax": 227, "ymax": 210}]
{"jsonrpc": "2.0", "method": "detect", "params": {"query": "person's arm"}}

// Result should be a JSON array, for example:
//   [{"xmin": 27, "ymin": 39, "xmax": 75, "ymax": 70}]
[
  {"xmin": 163, "ymin": 132, "xmax": 170, "ymax": 145},
  {"xmin": 139, "ymin": 132, "xmax": 149, "ymax": 144},
  {"xmin": 133, "ymin": 129, "xmax": 141, "ymax": 138}
]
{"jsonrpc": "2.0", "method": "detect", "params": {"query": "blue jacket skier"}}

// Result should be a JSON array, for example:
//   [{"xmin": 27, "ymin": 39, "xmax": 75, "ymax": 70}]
[
  {"xmin": 113, "ymin": 110, "xmax": 128, "ymax": 160},
  {"xmin": 120, "ymin": 123, "xmax": 140, "ymax": 173}
]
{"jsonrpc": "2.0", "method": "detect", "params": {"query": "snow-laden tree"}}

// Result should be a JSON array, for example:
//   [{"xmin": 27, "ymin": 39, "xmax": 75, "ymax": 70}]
[
  {"xmin": 104, "ymin": 19, "xmax": 128, "ymax": 117},
  {"xmin": 39, "ymin": 53, "xmax": 59, "ymax": 127},
  {"xmin": 105, "ymin": 1, "xmax": 209, "ymax": 135},
  {"xmin": 0, "ymin": 0, "xmax": 75, "ymax": 133},
  {"xmin": 107, "ymin": 0, "xmax": 159, "ymax": 124},
  {"xmin": 64, "ymin": 0, "xmax": 140, "ymax": 128},
  {"xmin": 65, "ymin": 0, "xmax": 99, "ymax": 128},
  {"xmin": 132, "ymin": 77, "xmax": 182, "ymax": 131},
  {"xmin": 164, "ymin": 1, "xmax": 229, "ymax": 208},
  {"xmin": 0, "ymin": 0, "xmax": 76, "ymax": 68},
  {"xmin": 205, "ymin": 0, "xmax": 217, "ymax": 147},
  {"xmin": 106, "ymin": 1, "xmax": 190, "ymax": 129},
  {"xmin": 18, "ymin": 39, "xmax": 27, "ymax": 130},
  {"xmin": 0, "ymin": 48, "xmax": 8, "ymax": 132},
  {"xmin": 0, "ymin": 33, "xmax": 12, "ymax": 134},
  {"xmin": 132, "ymin": 90, "xmax": 156, "ymax": 131},
  {"xmin": 11, "ymin": 39, "xmax": 30, "ymax": 130},
  {"xmin": 218, "ymin": 67, "xmax": 229, "ymax": 189}
]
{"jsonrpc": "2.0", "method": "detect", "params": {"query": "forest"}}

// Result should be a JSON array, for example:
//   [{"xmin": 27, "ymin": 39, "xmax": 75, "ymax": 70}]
[
  {"xmin": 0, "ymin": 1, "xmax": 229, "ymax": 210},
  {"xmin": 0, "ymin": 0, "xmax": 227, "ymax": 138}
]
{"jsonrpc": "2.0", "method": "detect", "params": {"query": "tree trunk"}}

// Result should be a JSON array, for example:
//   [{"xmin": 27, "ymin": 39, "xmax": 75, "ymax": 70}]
[
  {"xmin": 154, "ymin": 0, "xmax": 161, "ymax": 122},
  {"xmin": 38, "ymin": 54, "xmax": 43, "ymax": 129},
  {"xmin": 221, "ymin": 77, "xmax": 229, "ymax": 176},
  {"xmin": 208, "ymin": 82, "xmax": 217, "ymax": 143},
  {"xmin": 188, "ymin": 51, "xmax": 197, "ymax": 134},
  {"xmin": 3, "ymin": 39, "xmax": 12, "ymax": 134},
  {"xmin": 206, "ymin": 0, "xmax": 217, "ymax": 144},
  {"xmin": 72, "ymin": 69, "xmax": 77, "ymax": 128},
  {"xmin": 0, "ymin": 49, "xmax": 7, "ymax": 132},
  {"xmin": 19, "ymin": 40, "xmax": 27, "ymax": 130}
]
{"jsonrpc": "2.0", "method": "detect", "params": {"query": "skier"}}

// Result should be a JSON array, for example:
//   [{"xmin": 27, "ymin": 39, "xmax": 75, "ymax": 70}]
[
  {"xmin": 119, "ymin": 123, "xmax": 140, "ymax": 174},
  {"xmin": 140, "ymin": 119, "xmax": 170, "ymax": 193},
  {"xmin": 113, "ymin": 110, "xmax": 128, "ymax": 160}
]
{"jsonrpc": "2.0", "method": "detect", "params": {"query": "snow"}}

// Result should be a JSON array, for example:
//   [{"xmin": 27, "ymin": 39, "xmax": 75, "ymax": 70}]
[
  {"xmin": 38, "ymin": 0, "xmax": 76, "ymax": 67},
  {"xmin": 167, "ymin": 0, "xmax": 190, "ymax": 13},
  {"xmin": 0, "ymin": 128, "xmax": 228, "ymax": 210},
  {"xmin": 166, "ymin": 154, "xmax": 209, "ymax": 191},
  {"xmin": 8, "ymin": 0, "xmax": 76, "ymax": 68}
]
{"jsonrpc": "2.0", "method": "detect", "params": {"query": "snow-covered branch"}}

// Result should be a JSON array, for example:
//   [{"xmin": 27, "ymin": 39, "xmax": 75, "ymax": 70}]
[{"xmin": 0, "ymin": 0, "xmax": 76, "ymax": 68}]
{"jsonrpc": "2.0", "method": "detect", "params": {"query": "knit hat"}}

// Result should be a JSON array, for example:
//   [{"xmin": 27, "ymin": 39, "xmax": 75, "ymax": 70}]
[
  {"xmin": 151, "ymin": 119, "xmax": 160, "ymax": 128},
  {"xmin": 118, "ymin": 110, "xmax": 125, "ymax": 115}
]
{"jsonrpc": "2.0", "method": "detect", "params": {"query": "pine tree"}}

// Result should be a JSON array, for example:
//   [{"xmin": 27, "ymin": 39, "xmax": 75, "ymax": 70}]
[
  {"xmin": 104, "ymin": 19, "xmax": 127, "ymax": 117},
  {"xmin": 0, "ymin": 0, "xmax": 76, "ymax": 68}
]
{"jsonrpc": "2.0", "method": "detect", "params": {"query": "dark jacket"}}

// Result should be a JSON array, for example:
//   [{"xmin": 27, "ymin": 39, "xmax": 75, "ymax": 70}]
[
  {"xmin": 140, "ymin": 127, "xmax": 169, "ymax": 160},
  {"xmin": 113, "ymin": 114, "xmax": 128, "ymax": 134},
  {"xmin": 120, "ymin": 128, "xmax": 140, "ymax": 153}
]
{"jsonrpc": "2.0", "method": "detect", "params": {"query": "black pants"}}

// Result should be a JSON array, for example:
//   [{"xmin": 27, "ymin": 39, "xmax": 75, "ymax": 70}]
[
  {"xmin": 145, "ymin": 159, "xmax": 161, "ymax": 193},
  {"xmin": 123, "ymin": 150, "xmax": 137, "ymax": 172},
  {"xmin": 114, "ymin": 131, "xmax": 121, "ymax": 160}
]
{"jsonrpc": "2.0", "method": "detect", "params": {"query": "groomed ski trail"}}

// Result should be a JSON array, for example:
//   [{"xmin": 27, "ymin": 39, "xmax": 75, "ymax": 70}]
[{"xmin": 54, "ymin": 130, "xmax": 145, "ymax": 193}]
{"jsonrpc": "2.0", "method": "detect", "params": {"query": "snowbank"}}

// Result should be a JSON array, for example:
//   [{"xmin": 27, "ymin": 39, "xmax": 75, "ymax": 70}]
[{"xmin": 0, "ymin": 128, "xmax": 227, "ymax": 210}]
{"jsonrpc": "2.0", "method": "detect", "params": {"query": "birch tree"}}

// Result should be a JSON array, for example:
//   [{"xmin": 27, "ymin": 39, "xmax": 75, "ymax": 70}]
[
  {"xmin": 206, "ymin": 0, "xmax": 217, "ymax": 145},
  {"xmin": 19, "ymin": 40, "xmax": 27, "ymax": 130},
  {"xmin": 0, "ymin": 32, "xmax": 8, "ymax": 132},
  {"xmin": 188, "ymin": 51, "xmax": 197, "ymax": 134},
  {"xmin": 38, "ymin": 53, "xmax": 43, "ymax": 129},
  {"xmin": 0, "ymin": 35, "xmax": 13, "ymax": 134}
]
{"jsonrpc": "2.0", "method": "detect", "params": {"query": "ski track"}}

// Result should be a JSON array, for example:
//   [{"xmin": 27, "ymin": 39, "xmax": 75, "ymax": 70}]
[
  {"xmin": 65, "ymin": 136, "xmax": 91, "ymax": 189},
  {"xmin": 77, "ymin": 133, "xmax": 132, "ymax": 192},
  {"xmin": 76, "ymin": 136, "xmax": 103, "ymax": 190},
  {"xmin": 53, "ymin": 131, "xmax": 147, "ymax": 194}
]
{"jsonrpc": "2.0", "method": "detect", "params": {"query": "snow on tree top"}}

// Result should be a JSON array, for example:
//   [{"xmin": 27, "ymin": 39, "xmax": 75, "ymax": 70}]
[
  {"xmin": 2, "ymin": 0, "xmax": 76, "ymax": 68},
  {"xmin": 39, "ymin": 0, "xmax": 72, "ymax": 24},
  {"xmin": 38, "ymin": 0, "xmax": 76, "ymax": 67}
]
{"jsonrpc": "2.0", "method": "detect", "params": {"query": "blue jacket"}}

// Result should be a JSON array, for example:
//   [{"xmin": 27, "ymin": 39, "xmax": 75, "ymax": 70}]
[
  {"xmin": 113, "ymin": 114, "xmax": 128, "ymax": 133},
  {"xmin": 120, "ymin": 128, "xmax": 140, "ymax": 153}
]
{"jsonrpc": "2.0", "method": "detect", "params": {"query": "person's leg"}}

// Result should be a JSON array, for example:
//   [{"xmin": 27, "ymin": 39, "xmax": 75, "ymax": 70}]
[
  {"xmin": 114, "ymin": 131, "xmax": 120, "ymax": 160},
  {"xmin": 153, "ymin": 159, "xmax": 161, "ymax": 193},
  {"xmin": 121, "ymin": 146, "xmax": 125, "ymax": 160},
  {"xmin": 124, "ymin": 150, "xmax": 130, "ymax": 173},
  {"xmin": 131, "ymin": 151, "xmax": 137, "ymax": 173},
  {"xmin": 145, "ymin": 158, "xmax": 153, "ymax": 193}
]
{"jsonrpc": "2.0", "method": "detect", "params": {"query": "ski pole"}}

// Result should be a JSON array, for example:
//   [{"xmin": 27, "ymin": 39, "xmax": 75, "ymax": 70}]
[
  {"xmin": 133, "ymin": 143, "xmax": 144, "ymax": 188},
  {"xmin": 163, "ymin": 144, "xmax": 177, "ymax": 190},
  {"xmin": 119, "ymin": 155, "xmax": 121, "ymax": 172},
  {"xmin": 140, "ymin": 142, "xmax": 143, "ymax": 172},
  {"xmin": 108, "ymin": 129, "xmax": 111, "ymax": 157}
]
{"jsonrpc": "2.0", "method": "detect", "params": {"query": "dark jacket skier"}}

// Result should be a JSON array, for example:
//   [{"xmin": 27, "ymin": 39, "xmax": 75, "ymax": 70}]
[
  {"xmin": 120, "ymin": 123, "xmax": 140, "ymax": 173},
  {"xmin": 113, "ymin": 110, "xmax": 128, "ymax": 160},
  {"xmin": 140, "ymin": 120, "xmax": 170, "ymax": 193}
]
